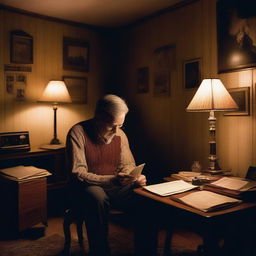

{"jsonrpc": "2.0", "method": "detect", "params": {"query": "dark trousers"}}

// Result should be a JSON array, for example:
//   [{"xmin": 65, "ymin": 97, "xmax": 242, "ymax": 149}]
[{"xmin": 69, "ymin": 183, "xmax": 158, "ymax": 256}]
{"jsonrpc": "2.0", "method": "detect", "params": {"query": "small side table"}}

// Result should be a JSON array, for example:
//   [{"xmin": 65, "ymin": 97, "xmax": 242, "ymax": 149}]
[{"xmin": 0, "ymin": 176, "xmax": 47, "ymax": 234}]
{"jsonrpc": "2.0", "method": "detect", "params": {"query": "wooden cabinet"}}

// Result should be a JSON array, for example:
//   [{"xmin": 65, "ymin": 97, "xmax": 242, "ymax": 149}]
[
  {"xmin": 0, "ymin": 147, "xmax": 68, "ymax": 232},
  {"xmin": 0, "ymin": 177, "xmax": 47, "ymax": 233}
]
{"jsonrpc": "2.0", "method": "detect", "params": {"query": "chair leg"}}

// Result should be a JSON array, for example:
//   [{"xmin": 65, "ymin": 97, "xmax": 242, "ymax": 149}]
[
  {"xmin": 76, "ymin": 219, "xmax": 86, "ymax": 253},
  {"xmin": 63, "ymin": 210, "xmax": 72, "ymax": 255}
]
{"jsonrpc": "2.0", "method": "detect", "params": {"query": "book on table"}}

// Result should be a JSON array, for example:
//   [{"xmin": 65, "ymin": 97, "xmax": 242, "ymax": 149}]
[
  {"xmin": 171, "ymin": 190, "xmax": 242, "ymax": 212},
  {"xmin": 143, "ymin": 180, "xmax": 198, "ymax": 196},
  {"xmin": 203, "ymin": 177, "xmax": 256, "ymax": 199},
  {"xmin": 171, "ymin": 171, "xmax": 220, "ymax": 182}
]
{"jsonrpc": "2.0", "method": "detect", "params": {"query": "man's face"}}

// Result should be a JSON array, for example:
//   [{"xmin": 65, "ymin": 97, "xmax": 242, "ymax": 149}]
[{"xmin": 98, "ymin": 113, "xmax": 125, "ymax": 144}]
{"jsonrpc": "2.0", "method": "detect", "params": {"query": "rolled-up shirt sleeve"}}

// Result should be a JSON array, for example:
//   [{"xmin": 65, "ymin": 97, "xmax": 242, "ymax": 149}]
[{"xmin": 66, "ymin": 124, "xmax": 115, "ymax": 186}]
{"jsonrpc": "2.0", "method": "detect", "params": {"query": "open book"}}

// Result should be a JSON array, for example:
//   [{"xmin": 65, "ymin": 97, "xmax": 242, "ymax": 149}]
[
  {"xmin": 0, "ymin": 165, "xmax": 51, "ymax": 181},
  {"xmin": 172, "ymin": 190, "xmax": 242, "ymax": 212},
  {"xmin": 210, "ymin": 177, "xmax": 256, "ymax": 191},
  {"xmin": 143, "ymin": 180, "xmax": 198, "ymax": 196},
  {"xmin": 204, "ymin": 177, "xmax": 256, "ymax": 199}
]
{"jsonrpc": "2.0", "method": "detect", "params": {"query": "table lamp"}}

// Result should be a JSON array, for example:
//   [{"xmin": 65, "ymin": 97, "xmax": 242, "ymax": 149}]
[
  {"xmin": 40, "ymin": 80, "xmax": 72, "ymax": 145},
  {"xmin": 186, "ymin": 78, "xmax": 238, "ymax": 173}
]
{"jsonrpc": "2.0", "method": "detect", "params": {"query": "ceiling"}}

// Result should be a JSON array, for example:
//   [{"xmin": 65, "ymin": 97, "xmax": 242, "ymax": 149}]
[{"xmin": 0, "ymin": 0, "xmax": 187, "ymax": 27}]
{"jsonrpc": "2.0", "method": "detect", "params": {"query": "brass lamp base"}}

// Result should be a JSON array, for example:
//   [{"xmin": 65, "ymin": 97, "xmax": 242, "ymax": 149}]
[{"xmin": 50, "ymin": 138, "xmax": 61, "ymax": 145}]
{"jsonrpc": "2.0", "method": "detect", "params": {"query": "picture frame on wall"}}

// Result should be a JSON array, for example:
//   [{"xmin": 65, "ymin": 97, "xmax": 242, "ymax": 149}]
[
  {"xmin": 153, "ymin": 70, "xmax": 170, "ymax": 96},
  {"xmin": 153, "ymin": 44, "xmax": 176, "ymax": 70},
  {"xmin": 10, "ymin": 30, "xmax": 33, "ymax": 64},
  {"xmin": 183, "ymin": 58, "xmax": 202, "ymax": 89},
  {"xmin": 63, "ymin": 76, "xmax": 87, "ymax": 104},
  {"xmin": 224, "ymin": 87, "xmax": 250, "ymax": 116},
  {"xmin": 217, "ymin": 0, "xmax": 256, "ymax": 73},
  {"xmin": 5, "ymin": 72, "xmax": 27, "ymax": 101},
  {"xmin": 63, "ymin": 37, "xmax": 89, "ymax": 72},
  {"xmin": 137, "ymin": 67, "xmax": 149, "ymax": 93}
]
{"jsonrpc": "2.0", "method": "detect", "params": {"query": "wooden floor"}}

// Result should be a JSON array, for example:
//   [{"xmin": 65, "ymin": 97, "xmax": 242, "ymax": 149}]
[{"xmin": 0, "ymin": 215, "xmax": 202, "ymax": 255}]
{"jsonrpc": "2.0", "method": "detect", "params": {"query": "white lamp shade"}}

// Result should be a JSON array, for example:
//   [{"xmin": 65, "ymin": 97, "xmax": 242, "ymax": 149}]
[
  {"xmin": 40, "ymin": 80, "xmax": 72, "ymax": 103},
  {"xmin": 186, "ymin": 79, "xmax": 238, "ymax": 112}
]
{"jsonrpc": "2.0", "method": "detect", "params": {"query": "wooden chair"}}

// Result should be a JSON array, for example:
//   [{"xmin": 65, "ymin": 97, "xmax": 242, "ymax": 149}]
[
  {"xmin": 62, "ymin": 207, "xmax": 125, "ymax": 255},
  {"xmin": 63, "ymin": 208, "xmax": 86, "ymax": 255}
]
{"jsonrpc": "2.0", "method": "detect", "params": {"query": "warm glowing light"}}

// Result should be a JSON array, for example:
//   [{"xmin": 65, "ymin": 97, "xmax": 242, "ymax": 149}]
[
  {"xmin": 230, "ymin": 52, "xmax": 242, "ymax": 65},
  {"xmin": 39, "ymin": 80, "xmax": 72, "ymax": 103},
  {"xmin": 186, "ymin": 79, "xmax": 238, "ymax": 111}
]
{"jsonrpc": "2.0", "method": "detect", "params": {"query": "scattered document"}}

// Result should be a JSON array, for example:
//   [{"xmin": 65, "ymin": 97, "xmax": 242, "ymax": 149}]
[
  {"xmin": 143, "ymin": 180, "xmax": 198, "ymax": 196},
  {"xmin": 211, "ymin": 177, "xmax": 253, "ymax": 191},
  {"xmin": 172, "ymin": 190, "xmax": 242, "ymax": 212},
  {"xmin": 0, "ymin": 165, "xmax": 51, "ymax": 181}
]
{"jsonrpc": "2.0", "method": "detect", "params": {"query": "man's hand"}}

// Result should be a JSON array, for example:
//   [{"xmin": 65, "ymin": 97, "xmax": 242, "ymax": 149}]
[
  {"xmin": 117, "ymin": 172, "xmax": 136, "ymax": 186},
  {"xmin": 117, "ymin": 173, "xmax": 147, "ymax": 187},
  {"xmin": 134, "ymin": 174, "xmax": 147, "ymax": 187}
]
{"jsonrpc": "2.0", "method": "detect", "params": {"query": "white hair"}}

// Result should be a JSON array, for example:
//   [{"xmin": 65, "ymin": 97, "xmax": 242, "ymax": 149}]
[{"xmin": 95, "ymin": 94, "xmax": 129, "ymax": 118}]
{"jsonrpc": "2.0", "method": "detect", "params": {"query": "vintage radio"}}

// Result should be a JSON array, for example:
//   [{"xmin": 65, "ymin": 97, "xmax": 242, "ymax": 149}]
[{"xmin": 0, "ymin": 131, "xmax": 30, "ymax": 153}]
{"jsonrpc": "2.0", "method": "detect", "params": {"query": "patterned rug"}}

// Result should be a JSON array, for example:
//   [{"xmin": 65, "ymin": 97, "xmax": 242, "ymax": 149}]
[
  {"xmin": 0, "ymin": 233, "xmax": 197, "ymax": 256},
  {"xmin": 0, "ymin": 232, "xmax": 134, "ymax": 256}
]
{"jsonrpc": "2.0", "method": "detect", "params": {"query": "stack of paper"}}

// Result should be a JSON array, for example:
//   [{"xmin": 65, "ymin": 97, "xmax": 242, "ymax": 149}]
[
  {"xmin": 143, "ymin": 180, "xmax": 198, "ymax": 196},
  {"xmin": 172, "ymin": 190, "xmax": 242, "ymax": 212},
  {"xmin": 204, "ymin": 177, "xmax": 256, "ymax": 199},
  {"xmin": 0, "ymin": 165, "xmax": 51, "ymax": 181},
  {"xmin": 210, "ymin": 177, "xmax": 256, "ymax": 191}
]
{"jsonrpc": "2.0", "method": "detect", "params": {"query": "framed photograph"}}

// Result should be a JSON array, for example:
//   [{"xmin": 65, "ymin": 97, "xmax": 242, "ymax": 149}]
[
  {"xmin": 63, "ymin": 37, "xmax": 89, "ymax": 72},
  {"xmin": 10, "ymin": 30, "xmax": 33, "ymax": 64},
  {"xmin": 224, "ymin": 87, "xmax": 250, "ymax": 116},
  {"xmin": 153, "ymin": 70, "xmax": 170, "ymax": 96},
  {"xmin": 217, "ymin": 0, "xmax": 256, "ymax": 73},
  {"xmin": 5, "ymin": 74, "xmax": 15, "ymax": 94},
  {"xmin": 63, "ymin": 76, "xmax": 87, "ymax": 104},
  {"xmin": 183, "ymin": 58, "xmax": 202, "ymax": 89},
  {"xmin": 153, "ymin": 44, "xmax": 176, "ymax": 70},
  {"xmin": 5, "ymin": 72, "xmax": 27, "ymax": 101},
  {"xmin": 137, "ymin": 67, "xmax": 149, "ymax": 93}
]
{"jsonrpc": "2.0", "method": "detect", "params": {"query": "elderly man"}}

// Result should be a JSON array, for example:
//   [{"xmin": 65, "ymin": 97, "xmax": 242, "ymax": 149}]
[{"xmin": 66, "ymin": 94, "xmax": 155, "ymax": 256}]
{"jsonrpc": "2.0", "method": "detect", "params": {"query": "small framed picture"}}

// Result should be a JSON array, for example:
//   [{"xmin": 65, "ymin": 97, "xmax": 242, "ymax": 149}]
[
  {"xmin": 5, "ymin": 74, "xmax": 15, "ymax": 94},
  {"xmin": 224, "ymin": 87, "xmax": 250, "ymax": 116},
  {"xmin": 153, "ymin": 70, "xmax": 170, "ymax": 96},
  {"xmin": 183, "ymin": 58, "xmax": 202, "ymax": 89},
  {"xmin": 63, "ymin": 76, "xmax": 87, "ymax": 104},
  {"xmin": 10, "ymin": 30, "xmax": 33, "ymax": 64},
  {"xmin": 137, "ymin": 67, "xmax": 149, "ymax": 93},
  {"xmin": 5, "ymin": 72, "xmax": 27, "ymax": 101},
  {"xmin": 63, "ymin": 37, "xmax": 89, "ymax": 72}
]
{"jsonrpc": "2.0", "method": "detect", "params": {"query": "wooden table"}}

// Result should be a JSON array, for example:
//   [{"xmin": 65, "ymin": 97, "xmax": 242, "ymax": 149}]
[{"xmin": 134, "ymin": 187, "xmax": 256, "ymax": 256}]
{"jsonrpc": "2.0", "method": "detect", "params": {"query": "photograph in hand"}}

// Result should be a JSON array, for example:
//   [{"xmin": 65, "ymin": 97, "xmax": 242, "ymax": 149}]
[{"xmin": 129, "ymin": 163, "xmax": 145, "ymax": 178}]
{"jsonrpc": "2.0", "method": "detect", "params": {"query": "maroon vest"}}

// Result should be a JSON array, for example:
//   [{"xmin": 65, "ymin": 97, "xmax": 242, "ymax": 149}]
[{"xmin": 84, "ymin": 129, "xmax": 121, "ymax": 175}]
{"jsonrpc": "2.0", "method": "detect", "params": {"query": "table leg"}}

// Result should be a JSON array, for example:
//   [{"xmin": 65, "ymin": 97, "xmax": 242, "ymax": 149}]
[
  {"xmin": 200, "ymin": 218, "xmax": 223, "ymax": 256},
  {"xmin": 163, "ymin": 228, "xmax": 174, "ymax": 256}
]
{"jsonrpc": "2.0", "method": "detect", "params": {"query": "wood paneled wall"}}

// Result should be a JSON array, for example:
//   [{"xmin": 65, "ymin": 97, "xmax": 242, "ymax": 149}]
[
  {"xmin": 112, "ymin": 0, "xmax": 256, "ymax": 178},
  {"xmin": 1, "ymin": 0, "xmax": 256, "ymax": 179},
  {"xmin": 0, "ymin": 10, "xmax": 105, "ymax": 148}
]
